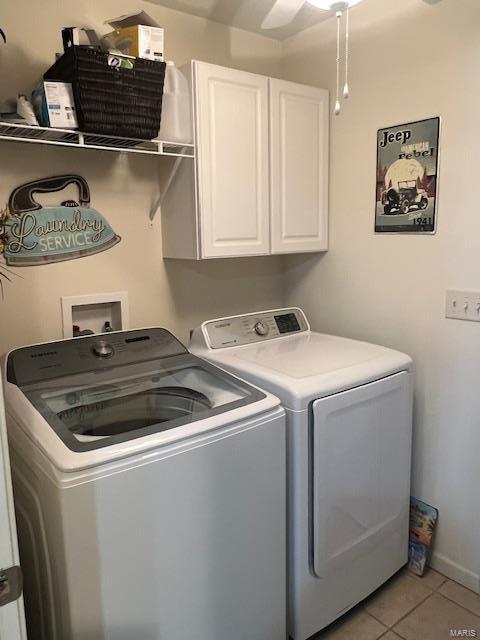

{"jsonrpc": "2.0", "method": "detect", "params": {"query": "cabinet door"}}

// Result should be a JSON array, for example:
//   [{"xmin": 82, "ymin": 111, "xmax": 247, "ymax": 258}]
[
  {"xmin": 194, "ymin": 62, "xmax": 270, "ymax": 258},
  {"xmin": 270, "ymin": 79, "xmax": 329, "ymax": 254}
]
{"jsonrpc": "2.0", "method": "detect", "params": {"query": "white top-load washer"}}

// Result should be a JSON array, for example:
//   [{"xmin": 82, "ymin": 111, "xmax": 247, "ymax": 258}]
[
  {"xmin": 3, "ymin": 328, "xmax": 287, "ymax": 640},
  {"xmin": 190, "ymin": 308, "xmax": 413, "ymax": 640}
]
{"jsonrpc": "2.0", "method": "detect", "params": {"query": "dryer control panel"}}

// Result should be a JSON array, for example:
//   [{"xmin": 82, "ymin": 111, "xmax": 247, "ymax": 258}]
[{"xmin": 203, "ymin": 308, "xmax": 309, "ymax": 349}]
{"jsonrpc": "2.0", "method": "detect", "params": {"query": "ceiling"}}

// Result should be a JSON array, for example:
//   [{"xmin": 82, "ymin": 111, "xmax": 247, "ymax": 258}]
[{"xmin": 145, "ymin": 0, "xmax": 333, "ymax": 40}]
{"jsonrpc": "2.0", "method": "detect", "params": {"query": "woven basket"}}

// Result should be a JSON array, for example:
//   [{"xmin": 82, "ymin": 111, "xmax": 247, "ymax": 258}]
[{"xmin": 44, "ymin": 47, "xmax": 166, "ymax": 139}]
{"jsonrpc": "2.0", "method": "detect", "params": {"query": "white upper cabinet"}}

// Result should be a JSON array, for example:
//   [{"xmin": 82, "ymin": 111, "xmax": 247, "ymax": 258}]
[
  {"xmin": 195, "ymin": 63, "xmax": 270, "ymax": 258},
  {"xmin": 160, "ymin": 61, "xmax": 329, "ymax": 259},
  {"xmin": 269, "ymin": 79, "xmax": 329, "ymax": 254}
]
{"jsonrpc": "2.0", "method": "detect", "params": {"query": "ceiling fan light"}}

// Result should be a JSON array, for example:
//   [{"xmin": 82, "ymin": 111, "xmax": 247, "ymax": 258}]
[{"xmin": 307, "ymin": 0, "xmax": 364, "ymax": 10}]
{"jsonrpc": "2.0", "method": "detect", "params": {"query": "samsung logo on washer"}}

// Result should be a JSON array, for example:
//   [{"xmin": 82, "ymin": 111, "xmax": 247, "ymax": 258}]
[
  {"xmin": 30, "ymin": 351, "xmax": 57, "ymax": 358},
  {"xmin": 1, "ymin": 175, "xmax": 120, "ymax": 266}
]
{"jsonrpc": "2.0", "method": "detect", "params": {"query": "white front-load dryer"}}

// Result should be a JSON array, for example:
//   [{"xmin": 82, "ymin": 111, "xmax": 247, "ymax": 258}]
[
  {"xmin": 190, "ymin": 308, "xmax": 413, "ymax": 640},
  {"xmin": 4, "ymin": 328, "xmax": 287, "ymax": 640}
]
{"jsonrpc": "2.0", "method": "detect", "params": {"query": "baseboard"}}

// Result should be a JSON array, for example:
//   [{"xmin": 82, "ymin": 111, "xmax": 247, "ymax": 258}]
[{"xmin": 431, "ymin": 551, "xmax": 480, "ymax": 593}]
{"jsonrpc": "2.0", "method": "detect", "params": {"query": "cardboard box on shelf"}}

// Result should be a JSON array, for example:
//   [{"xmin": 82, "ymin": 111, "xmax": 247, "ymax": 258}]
[
  {"xmin": 103, "ymin": 11, "xmax": 164, "ymax": 61},
  {"xmin": 42, "ymin": 82, "xmax": 77, "ymax": 129}
]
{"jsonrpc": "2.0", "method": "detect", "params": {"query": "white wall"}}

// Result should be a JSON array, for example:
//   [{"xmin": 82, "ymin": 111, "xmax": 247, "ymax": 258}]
[
  {"xmin": 283, "ymin": 0, "xmax": 480, "ymax": 591},
  {"xmin": 0, "ymin": 0, "xmax": 286, "ymax": 353}
]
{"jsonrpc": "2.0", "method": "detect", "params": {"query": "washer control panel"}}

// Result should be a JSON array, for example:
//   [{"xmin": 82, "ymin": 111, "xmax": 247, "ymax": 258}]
[
  {"xmin": 204, "ymin": 308, "xmax": 309, "ymax": 349},
  {"xmin": 7, "ymin": 328, "xmax": 189, "ymax": 387}
]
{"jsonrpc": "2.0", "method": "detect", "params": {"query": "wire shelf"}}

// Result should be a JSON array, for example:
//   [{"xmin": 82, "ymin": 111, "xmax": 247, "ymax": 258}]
[{"xmin": 0, "ymin": 122, "xmax": 195, "ymax": 158}]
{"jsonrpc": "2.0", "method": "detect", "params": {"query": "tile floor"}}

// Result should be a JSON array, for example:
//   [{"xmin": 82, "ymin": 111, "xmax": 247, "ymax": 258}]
[{"xmin": 315, "ymin": 567, "xmax": 480, "ymax": 639}]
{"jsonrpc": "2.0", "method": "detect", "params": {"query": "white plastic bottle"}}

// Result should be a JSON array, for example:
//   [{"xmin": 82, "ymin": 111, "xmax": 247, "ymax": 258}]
[{"xmin": 157, "ymin": 61, "xmax": 193, "ymax": 143}]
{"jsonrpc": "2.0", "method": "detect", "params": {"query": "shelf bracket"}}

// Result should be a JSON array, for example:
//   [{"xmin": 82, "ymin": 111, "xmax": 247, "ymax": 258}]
[{"xmin": 149, "ymin": 155, "xmax": 184, "ymax": 223}]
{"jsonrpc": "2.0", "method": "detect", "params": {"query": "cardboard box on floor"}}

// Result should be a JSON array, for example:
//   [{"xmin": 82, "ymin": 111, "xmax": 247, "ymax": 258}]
[{"xmin": 103, "ymin": 11, "xmax": 164, "ymax": 61}]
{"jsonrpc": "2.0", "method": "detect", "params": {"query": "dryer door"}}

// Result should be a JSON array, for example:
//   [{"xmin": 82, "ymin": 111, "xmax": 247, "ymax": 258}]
[{"xmin": 311, "ymin": 371, "xmax": 412, "ymax": 578}]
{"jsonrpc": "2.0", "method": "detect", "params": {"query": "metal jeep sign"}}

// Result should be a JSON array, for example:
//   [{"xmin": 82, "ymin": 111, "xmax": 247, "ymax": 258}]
[{"xmin": 1, "ymin": 175, "xmax": 120, "ymax": 266}]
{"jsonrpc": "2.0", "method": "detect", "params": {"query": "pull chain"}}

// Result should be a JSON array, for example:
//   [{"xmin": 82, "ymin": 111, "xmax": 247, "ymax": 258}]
[
  {"xmin": 335, "ymin": 10, "xmax": 342, "ymax": 115},
  {"xmin": 343, "ymin": 6, "xmax": 350, "ymax": 99}
]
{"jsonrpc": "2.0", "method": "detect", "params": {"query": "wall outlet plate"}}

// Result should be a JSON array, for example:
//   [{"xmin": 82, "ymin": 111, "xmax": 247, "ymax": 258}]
[{"xmin": 445, "ymin": 290, "xmax": 480, "ymax": 322}]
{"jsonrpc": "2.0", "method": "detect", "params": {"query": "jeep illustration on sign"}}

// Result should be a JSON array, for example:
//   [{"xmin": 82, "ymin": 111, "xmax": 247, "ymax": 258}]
[{"xmin": 375, "ymin": 118, "xmax": 440, "ymax": 233}]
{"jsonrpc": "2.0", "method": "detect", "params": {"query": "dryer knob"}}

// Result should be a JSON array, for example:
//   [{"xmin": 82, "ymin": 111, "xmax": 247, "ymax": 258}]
[
  {"xmin": 92, "ymin": 340, "xmax": 114, "ymax": 358},
  {"xmin": 254, "ymin": 321, "xmax": 269, "ymax": 337}
]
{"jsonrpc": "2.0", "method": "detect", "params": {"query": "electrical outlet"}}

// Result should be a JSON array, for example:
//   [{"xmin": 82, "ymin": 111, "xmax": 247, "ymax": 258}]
[{"xmin": 446, "ymin": 290, "xmax": 480, "ymax": 322}]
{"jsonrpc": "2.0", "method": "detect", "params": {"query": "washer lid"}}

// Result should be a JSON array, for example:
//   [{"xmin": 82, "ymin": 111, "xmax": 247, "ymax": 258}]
[
  {"xmin": 194, "ymin": 332, "xmax": 412, "ymax": 410},
  {"xmin": 6, "ymin": 329, "xmax": 269, "ymax": 454}
]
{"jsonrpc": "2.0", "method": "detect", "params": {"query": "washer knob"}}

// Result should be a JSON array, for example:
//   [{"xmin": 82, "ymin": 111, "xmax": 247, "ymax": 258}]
[
  {"xmin": 92, "ymin": 340, "xmax": 114, "ymax": 358},
  {"xmin": 254, "ymin": 321, "xmax": 269, "ymax": 337}
]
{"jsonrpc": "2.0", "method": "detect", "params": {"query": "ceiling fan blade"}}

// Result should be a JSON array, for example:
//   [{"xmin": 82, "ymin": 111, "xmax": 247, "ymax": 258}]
[{"xmin": 261, "ymin": 0, "xmax": 306, "ymax": 29}]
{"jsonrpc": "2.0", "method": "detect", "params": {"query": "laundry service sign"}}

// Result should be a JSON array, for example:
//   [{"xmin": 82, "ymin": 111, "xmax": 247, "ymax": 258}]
[{"xmin": 0, "ymin": 175, "xmax": 120, "ymax": 266}]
